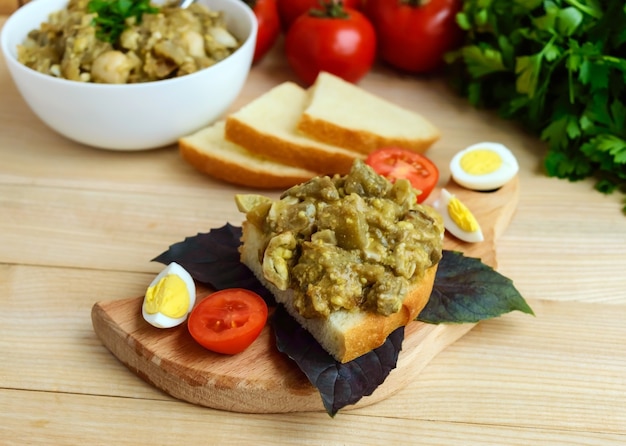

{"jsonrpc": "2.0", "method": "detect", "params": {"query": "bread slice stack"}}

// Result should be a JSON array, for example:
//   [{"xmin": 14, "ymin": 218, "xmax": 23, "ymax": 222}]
[
  {"xmin": 224, "ymin": 81, "xmax": 363, "ymax": 175},
  {"xmin": 179, "ymin": 72, "xmax": 440, "ymax": 189}
]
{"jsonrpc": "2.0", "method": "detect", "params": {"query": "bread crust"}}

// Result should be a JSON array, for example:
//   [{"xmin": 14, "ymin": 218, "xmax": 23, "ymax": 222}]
[
  {"xmin": 178, "ymin": 121, "xmax": 318, "ymax": 189},
  {"xmin": 240, "ymin": 221, "xmax": 438, "ymax": 363},
  {"xmin": 298, "ymin": 114, "xmax": 439, "ymax": 155},
  {"xmin": 326, "ymin": 265, "xmax": 437, "ymax": 363},
  {"xmin": 179, "ymin": 139, "xmax": 315, "ymax": 189},
  {"xmin": 296, "ymin": 72, "xmax": 441, "ymax": 155},
  {"xmin": 225, "ymin": 117, "xmax": 362, "ymax": 176}
]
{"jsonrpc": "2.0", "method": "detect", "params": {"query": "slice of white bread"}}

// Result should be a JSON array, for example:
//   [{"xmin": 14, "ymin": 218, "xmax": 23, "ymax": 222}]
[
  {"xmin": 179, "ymin": 121, "xmax": 318, "ymax": 189},
  {"xmin": 240, "ymin": 220, "xmax": 438, "ymax": 363},
  {"xmin": 297, "ymin": 72, "xmax": 441, "ymax": 154},
  {"xmin": 224, "ymin": 82, "xmax": 365, "ymax": 175}
]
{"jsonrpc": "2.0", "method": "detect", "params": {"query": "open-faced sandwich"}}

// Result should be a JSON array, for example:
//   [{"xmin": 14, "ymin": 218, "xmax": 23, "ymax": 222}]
[{"xmin": 236, "ymin": 159, "xmax": 444, "ymax": 364}]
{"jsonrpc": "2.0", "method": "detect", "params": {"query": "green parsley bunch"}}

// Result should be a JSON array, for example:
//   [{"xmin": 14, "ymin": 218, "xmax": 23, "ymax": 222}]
[{"xmin": 446, "ymin": 0, "xmax": 626, "ymax": 213}]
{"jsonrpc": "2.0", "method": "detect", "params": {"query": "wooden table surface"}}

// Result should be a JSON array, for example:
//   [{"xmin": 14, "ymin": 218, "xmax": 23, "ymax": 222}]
[{"xmin": 2, "ymin": 13, "xmax": 626, "ymax": 446}]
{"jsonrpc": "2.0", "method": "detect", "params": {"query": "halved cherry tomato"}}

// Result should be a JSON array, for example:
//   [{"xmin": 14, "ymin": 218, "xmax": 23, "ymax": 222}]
[
  {"xmin": 366, "ymin": 147, "xmax": 439, "ymax": 203},
  {"xmin": 188, "ymin": 288, "xmax": 268, "ymax": 355}
]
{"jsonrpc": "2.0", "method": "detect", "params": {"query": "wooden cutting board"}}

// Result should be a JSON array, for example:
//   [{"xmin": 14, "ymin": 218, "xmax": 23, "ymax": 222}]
[{"xmin": 91, "ymin": 177, "xmax": 519, "ymax": 413}]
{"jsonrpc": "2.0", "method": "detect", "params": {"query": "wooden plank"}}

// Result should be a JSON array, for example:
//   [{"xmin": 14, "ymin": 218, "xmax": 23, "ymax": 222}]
[
  {"xmin": 3, "ymin": 389, "xmax": 625, "ymax": 446},
  {"xmin": 0, "ymin": 183, "xmax": 242, "ymax": 274}
]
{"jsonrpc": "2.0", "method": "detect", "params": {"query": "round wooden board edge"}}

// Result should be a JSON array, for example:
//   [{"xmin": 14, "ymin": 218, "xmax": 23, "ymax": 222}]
[{"xmin": 92, "ymin": 298, "xmax": 475, "ymax": 413}]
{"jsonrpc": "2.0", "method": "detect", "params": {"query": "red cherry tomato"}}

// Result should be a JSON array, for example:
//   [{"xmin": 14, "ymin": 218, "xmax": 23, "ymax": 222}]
[
  {"xmin": 363, "ymin": 0, "xmax": 463, "ymax": 73},
  {"xmin": 285, "ymin": 3, "xmax": 376, "ymax": 85},
  {"xmin": 245, "ymin": 0, "xmax": 281, "ymax": 64},
  {"xmin": 366, "ymin": 148, "xmax": 439, "ymax": 203},
  {"xmin": 277, "ymin": 0, "xmax": 361, "ymax": 31},
  {"xmin": 188, "ymin": 288, "xmax": 268, "ymax": 355}
]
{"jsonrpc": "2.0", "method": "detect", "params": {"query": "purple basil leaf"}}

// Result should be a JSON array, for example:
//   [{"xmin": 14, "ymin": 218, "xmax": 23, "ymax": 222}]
[
  {"xmin": 151, "ymin": 223, "xmax": 275, "ymax": 305},
  {"xmin": 417, "ymin": 250, "xmax": 534, "ymax": 324},
  {"xmin": 271, "ymin": 305, "xmax": 404, "ymax": 417}
]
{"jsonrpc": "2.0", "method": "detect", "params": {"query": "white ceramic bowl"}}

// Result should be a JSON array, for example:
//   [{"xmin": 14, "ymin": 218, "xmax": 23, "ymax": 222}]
[{"xmin": 0, "ymin": 0, "xmax": 257, "ymax": 150}]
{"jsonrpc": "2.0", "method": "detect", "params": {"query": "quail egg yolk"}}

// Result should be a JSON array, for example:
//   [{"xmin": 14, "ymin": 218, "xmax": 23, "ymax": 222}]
[
  {"xmin": 144, "ymin": 274, "xmax": 190, "ymax": 318},
  {"xmin": 450, "ymin": 142, "xmax": 519, "ymax": 191},
  {"xmin": 448, "ymin": 196, "xmax": 480, "ymax": 233},
  {"xmin": 459, "ymin": 149, "xmax": 502, "ymax": 176},
  {"xmin": 433, "ymin": 188, "xmax": 484, "ymax": 243}
]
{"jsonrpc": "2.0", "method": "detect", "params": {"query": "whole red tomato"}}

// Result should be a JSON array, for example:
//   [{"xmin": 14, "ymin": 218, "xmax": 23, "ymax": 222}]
[
  {"xmin": 244, "ymin": 0, "xmax": 281, "ymax": 64},
  {"xmin": 363, "ymin": 0, "xmax": 463, "ymax": 73},
  {"xmin": 277, "ymin": 0, "xmax": 361, "ymax": 31},
  {"xmin": 285, "ymin": 2, "xmax": 376, "ymax": 85}
]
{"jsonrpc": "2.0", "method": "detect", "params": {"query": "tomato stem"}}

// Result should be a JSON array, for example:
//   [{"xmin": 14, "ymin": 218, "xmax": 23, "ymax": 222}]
[
  {"xmin": 399, "ymin": 0, "xmax": 431, "ymax": 6},
  {"xmin": 309, "ymin": 0, "xmax": 349, "ymax": 19}
]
